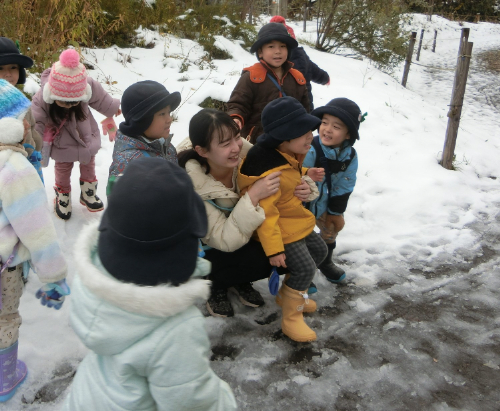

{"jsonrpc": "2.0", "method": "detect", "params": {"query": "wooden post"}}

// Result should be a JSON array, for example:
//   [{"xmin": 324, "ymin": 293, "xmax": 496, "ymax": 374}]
[
  {"xmin": 416, "ymin": 29, "xmax": 424, "ymax": 61},
  {"xmin": 441, "ymin": 29, "xmax": 473, "ymax": 170},
  {"xmin": 303, "ymin": 2, "xmax": 307, "ymax": 32},
  {"xmin": 249, "ymin": 4, "xmax": 253, "ymax": 24},
  {"xmin": 401, "ymin": 32, "xmax": 417, "ymax": 88},
  {"xmin": 428, "ymin": 0, "xmax": 434, "ymax": 21},
  {"xmin": 279, "ymin": 0, "xmax": 288, "ymax": 18},
  {"xmin": 475, "ymin": 13, "xmax": 480, "ymax": 23},
  {"xmin": 432, "ymin": 29, "xmax": 437, "ymax": 52}
]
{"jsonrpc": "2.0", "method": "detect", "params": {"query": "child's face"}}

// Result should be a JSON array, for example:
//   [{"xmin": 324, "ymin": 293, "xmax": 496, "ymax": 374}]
[
  {"xmin": 258, "ymin": 40, "xmax": 288, "ymax": 69},
  {"xmin": 0, "ymin": 64, "xmax": 20, "ymax": 86},
  {"xmin": 319, "ymin": 113, "xmax": 350, "ymax": 148},
  {"xmin": 143, "ymin": 105, "xmax": 172, "ymax": 140},
  {"xmin": 196, "ymin": 129, "xmax": 243, "ymax": 170},
  {"xmin": 279, "ymin": 130, "xmax": 313, "ymax": 156}
]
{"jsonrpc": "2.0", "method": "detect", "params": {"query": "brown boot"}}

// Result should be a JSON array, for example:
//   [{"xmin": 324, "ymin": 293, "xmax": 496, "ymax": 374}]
[{"xmin": 278, "ymin": 283, "xmax": 317, "ymax": 342}]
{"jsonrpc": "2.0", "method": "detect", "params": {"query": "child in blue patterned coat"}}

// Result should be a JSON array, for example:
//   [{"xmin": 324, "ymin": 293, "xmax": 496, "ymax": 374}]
[
  {"xmin": 107, "ymin": 81, "xmax": 181, "ymax": 194},
  {"xmin": 303, "ymin": 98, "xmax": 366, "ymax": 289}
]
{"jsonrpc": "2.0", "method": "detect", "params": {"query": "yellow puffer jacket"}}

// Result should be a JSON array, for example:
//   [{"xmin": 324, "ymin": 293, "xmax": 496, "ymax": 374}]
[{"xmin": 238, "ymin": 146, "xmax": 317, "ymax": 257}]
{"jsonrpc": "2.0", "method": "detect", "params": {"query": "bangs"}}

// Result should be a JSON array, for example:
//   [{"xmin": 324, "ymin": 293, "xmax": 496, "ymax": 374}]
[{"xmin": 211, "ymin": 116, "xmax": 240, "ymax": 145}]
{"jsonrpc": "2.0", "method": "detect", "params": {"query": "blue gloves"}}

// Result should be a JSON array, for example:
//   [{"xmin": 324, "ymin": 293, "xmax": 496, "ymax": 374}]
[
  {"xmin": 268, "ymin": 267, "xmax": 280, "ymax": 296},
  {"xmin": 35, "ymin": 279, "xmax": 70, "ymax": 310}
]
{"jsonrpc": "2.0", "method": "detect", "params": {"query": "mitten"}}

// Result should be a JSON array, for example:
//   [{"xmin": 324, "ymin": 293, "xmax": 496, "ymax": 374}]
[
  {"xmin": 35, "ymin": 279, "xmax": 70, "ymax": 310},
  {"xmin": 101, "ymin": 117, "xmax": 117, "ymax": 142},
  {"xmin": 268, "ymin": 267, "xmax": 280, "ymax": 295}
]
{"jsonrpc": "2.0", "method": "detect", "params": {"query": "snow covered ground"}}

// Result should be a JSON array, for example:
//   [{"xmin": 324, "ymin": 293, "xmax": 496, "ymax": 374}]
[{"xmin": 4, "ymin": 13, "xmax": 500, "ymax": 411}]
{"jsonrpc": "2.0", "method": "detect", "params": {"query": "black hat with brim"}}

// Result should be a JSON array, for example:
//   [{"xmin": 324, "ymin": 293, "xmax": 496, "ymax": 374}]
[
  {"xmin": 250, "ymin": 23, "xmax": 298, "ymax": 54},
  {"xmin": 98, "ymin": 158, "xmax": 208, "ymax": 286},
  {"xmin": 0, "ymin": 37, "xmax": 34, "ymax": 85},
  {"xmin": 256, "ymin": 96, "xmax": 321, "ymax": 148},
  {"xmin": 311, "ymin": 98, "xmax": 362, "ymax": 142},
  {"xmin": 119, "ymin": 80, "xmax": 181, "ymax": 136}
]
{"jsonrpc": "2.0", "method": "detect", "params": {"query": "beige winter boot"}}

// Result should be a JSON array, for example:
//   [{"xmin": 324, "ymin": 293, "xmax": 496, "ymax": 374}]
[
  {"xmin": 275, "ymin": 274, "xmax": 316, "ymax": 313},
  {"xmin": 278, "ymin": 283, "xmax": 317, "ymax": 342}
]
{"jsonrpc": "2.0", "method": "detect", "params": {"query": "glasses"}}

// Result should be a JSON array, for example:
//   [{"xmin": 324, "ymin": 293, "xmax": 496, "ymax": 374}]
[{"xmin": 57, "ymin": 100, "xmax": 80, "ymax": 107}]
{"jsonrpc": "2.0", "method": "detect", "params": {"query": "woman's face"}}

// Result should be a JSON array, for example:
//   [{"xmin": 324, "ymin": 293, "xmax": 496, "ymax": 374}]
[{"xmin": 197, "ymin": 128, "xmax": 243, "ymax": 170}]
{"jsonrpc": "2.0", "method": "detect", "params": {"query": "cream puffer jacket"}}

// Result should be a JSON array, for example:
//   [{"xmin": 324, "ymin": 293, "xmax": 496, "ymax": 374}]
[
  {"xmin": 177, "ymin": 137, "xmax": 319, "ymax": 253},
  {"xmin": 178, "ymin": 137, "xmax": 265, "ymax": 252}
]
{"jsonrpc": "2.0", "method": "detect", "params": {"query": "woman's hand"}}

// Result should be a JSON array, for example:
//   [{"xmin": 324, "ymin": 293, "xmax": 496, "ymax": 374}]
[
  {"xmin": 247, "ymin": 171, "xmax": 282, "ymax": 206},
  {"xmin": 294, "ymin": 178, "xmax": 311, "ymax": 202},
  {"xmin": 306, "ymin": 167, "xmax": 325, "ymax": 182},
  {"xmin": 269, "ymin": 254, "xmax": 287, "ymax": 268}
]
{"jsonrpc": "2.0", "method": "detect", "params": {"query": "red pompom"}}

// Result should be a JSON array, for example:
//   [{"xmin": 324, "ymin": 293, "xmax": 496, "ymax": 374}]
[{"xmin": 59, "ymin": 49, "xmax": 81, "ymax": 68}]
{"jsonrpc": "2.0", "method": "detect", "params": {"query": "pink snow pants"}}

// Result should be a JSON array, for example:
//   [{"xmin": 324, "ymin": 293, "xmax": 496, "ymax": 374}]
[{"xmin": 54, "ymin": 156, "xmax": 97, "ymax": 192}]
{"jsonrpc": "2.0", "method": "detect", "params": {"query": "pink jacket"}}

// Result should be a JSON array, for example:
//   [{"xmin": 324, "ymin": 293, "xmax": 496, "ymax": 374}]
[{"xmin": 31, "ymin": 69, "xmax": 120, "ymax": 164}]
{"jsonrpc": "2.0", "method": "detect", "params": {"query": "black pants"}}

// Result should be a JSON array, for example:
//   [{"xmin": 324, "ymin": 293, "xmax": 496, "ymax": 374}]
[{"xmin": 204, "ymin": 240, "xmax": 281, "ymax": 289}]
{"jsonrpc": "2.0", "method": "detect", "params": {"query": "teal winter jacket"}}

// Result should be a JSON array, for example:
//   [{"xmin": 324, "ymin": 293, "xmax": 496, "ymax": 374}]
[
  {"xmin": 303, "ymin": 138, "xmax": 358, "ymax": 218},
  {"xmin": 62, "ymin": 221, "xmax": 237, "ymax": 411}
]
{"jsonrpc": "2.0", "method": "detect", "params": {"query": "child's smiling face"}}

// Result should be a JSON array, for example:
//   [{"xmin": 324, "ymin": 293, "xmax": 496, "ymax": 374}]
[
  {"xmin": 258, "ymin": 40, "xmax": 288, "ymax": 69},
  {"xmin": 143, "ymin": 105, "xmax": 172, "ymax": 140},
  {"xmin": 196, "ymin": 127, "xmax": 243, "ymax": 171},
  {"xmin": 319, "ymin": 113, "xmax": 350, "ymax": 148},
  {"xmin": 279, "ymin": 130, "xmax": 313, "ymax": 156},
  {"xmin": 0, "ymin": 64, "xmax": 20, "ymax": 86}
]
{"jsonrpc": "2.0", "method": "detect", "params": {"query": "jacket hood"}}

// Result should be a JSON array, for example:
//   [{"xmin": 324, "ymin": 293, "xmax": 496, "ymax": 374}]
[{"xmin": 71, "ymin": 221, "xmax": 211, "ymax": 356}]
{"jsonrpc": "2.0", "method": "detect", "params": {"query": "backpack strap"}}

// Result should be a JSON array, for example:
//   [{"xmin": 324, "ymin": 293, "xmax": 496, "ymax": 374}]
[
  {"xmin": 311, "ymin": 136, "xmax": 356, "ymax": 202},
  {"xmin": 266, "ymin": 74, "xmax": 287, "ymax": 97}
]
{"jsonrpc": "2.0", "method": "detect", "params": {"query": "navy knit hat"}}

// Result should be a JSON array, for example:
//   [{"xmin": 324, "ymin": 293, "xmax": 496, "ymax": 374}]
[
  {"xmin": 0, "ymin": 37, "xmax": 34, "ymax": 85},
  {"xmin": 119, "ymin": 80, "xmax": 181, "ymax": 136},
  {"xmin": 98, "ymin": 157, "xmax": 207, "ymax": 286},
  {"xmin": 250, "ymin": 23, "xmax": 298, "ymax": 55},
  {"xmin": 256, "ymin": 96, "xmax": 321, "ymax": 148},
  {"xmin": 311, "ymin": 98, "xmax": 364, "ymax": 143}
]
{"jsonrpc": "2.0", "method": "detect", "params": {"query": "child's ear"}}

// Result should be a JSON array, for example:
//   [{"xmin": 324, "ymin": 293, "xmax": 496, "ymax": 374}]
[
  {"xmin": 257, "ymin": 48, "xmax": 263, "ymax": 59},
  {"xmin": 345, "ymin": 132, "xmax": 351, "ymax": 140},
  {"xmin": 194, "ymin": 145, "xmax": 208, "ymax": 158}
]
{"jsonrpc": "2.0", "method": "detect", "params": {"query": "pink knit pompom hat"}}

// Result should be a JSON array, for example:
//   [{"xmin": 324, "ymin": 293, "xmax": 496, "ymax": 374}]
[
  {"xmin": 43, "ymin": 49, "xmax": 92, "ymax": 104},
  {"xmin": 269, "ymin": 15, "xmax": 296, "ymax": 39}
]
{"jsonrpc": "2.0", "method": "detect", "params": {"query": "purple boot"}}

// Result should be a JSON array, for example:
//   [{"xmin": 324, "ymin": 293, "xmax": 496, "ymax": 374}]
[{"xmin": 0, "ymin": 341, "xmax": 28, "ymax": 402}]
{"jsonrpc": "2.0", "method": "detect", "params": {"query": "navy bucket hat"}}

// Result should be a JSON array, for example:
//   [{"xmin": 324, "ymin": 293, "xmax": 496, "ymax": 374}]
[
  {"xmin": 0, "ymin": 37, "xmax": 34, "ymax": 85},
  {"xmin": 119, "ymin": 80, "xmax": 181, "ymax": 136},
  {"xmin": 250, "ymin": 23, "xmax": 298, "ymax": 54},
  {"xmin": 256, "ymin": 96, "xmax": 321, "ymax": 148},
  {"xmin": 98, "ymin": 158, "xmax": 207, "ymax": 286},
  {"xmin": 311, "ymin": 98, "xmax": 364, "ymax": 142}
]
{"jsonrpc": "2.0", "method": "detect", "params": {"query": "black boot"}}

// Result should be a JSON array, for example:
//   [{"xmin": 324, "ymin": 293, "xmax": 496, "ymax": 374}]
[{"xmin": 318, "ymin": 242, "xmax": 346, "ymax": 283}]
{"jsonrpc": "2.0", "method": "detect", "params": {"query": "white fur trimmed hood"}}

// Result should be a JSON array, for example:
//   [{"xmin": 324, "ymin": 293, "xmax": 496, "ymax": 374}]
[
  {"xmin": 0, "ymin": 117, "xmax": 25, "ymax": 145},
  {"xmin": 74, "ymin": 221, "xmax": 211, "ymax": 318}
]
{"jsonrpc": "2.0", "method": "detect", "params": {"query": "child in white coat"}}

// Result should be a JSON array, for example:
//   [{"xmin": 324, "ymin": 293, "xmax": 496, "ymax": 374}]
[{"xmin": 62, "ymin": 157, "xmax": 237, "ymax": 411}]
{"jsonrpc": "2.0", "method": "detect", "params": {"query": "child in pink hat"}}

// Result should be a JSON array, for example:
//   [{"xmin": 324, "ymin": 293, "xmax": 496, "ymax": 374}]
[{"xmin": 32, "ymin": 49, "xmax": 121, "ymax": 220}]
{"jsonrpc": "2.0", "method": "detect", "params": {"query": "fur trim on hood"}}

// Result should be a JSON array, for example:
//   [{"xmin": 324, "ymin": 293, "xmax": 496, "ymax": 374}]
[{"xmin": 74, "ymin": 221, "xmax": 211, "ymax": 318}]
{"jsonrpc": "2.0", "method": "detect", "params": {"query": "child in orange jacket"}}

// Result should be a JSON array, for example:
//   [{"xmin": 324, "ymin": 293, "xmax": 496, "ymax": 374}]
[
  {"xmin": 227, "ymin": 23, "xmax": 310, "ymax": 144},
  {"xmin": 238, "ymin": 97, "xmax": 327, "ymax": 343}
]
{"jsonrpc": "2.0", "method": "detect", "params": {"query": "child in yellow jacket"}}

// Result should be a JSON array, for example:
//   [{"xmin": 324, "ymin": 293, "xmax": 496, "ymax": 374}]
[{"xmin": 238, "ymin": 96, "xmax": 327, "ymax": 343}]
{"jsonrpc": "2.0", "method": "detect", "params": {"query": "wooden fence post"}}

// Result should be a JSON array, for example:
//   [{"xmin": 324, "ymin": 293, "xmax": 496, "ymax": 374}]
[
  {"xmin": 432, "ymin": 29, "xmax": 437, "ymax": 52},
  {"xmin": 416, "ymin": 29, "xmax": 425, "ymax": 61},
  {"xmin": 441, "ymin": 28, "xmax": 473, "ymax": 170},
  {"xmin": 475, "ymin": 13, "xmax": 480, "ymax": 23},
  {"xmin": 401, "ymin": 32, "xmax": 417, "ymax": 88},
  {"xmin": 303, "ymin": 2, "xmax": 307, "ymax": 32}
]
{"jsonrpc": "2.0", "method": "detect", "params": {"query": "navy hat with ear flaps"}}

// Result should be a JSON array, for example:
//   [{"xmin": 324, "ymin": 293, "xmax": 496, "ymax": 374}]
[
  {"xmin": 0, "ymin": 37, "xmax": 34, "ymax": 85},
  {"xmin": 256, "ymin": 96, "xmax": 321, "ymax": 148},
  {"xmin": 98, "ymin": 158, "xmax": 208, "ymax": 286},
  {"xmin": 119, "ymin": 80, "xmax": 181, "ymax": 136},
  {"xmin": 311, "ymin": 98, "xmax": 363, "ymax": 143},
  {"xmin": 250, "ymin": 23, "xmax": 298, "ymax": 54}
]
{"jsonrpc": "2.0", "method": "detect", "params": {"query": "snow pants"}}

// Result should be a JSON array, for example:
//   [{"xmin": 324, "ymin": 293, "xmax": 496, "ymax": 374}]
[{"xmin": 0, "ymin": 265, "xmax": 23, "ymax": 349}]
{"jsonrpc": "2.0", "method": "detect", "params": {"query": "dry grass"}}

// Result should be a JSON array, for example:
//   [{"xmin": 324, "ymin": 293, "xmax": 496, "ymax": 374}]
[{"xmin": 477, "ymin": 50, "xmax": 500, "ymax": 73}]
